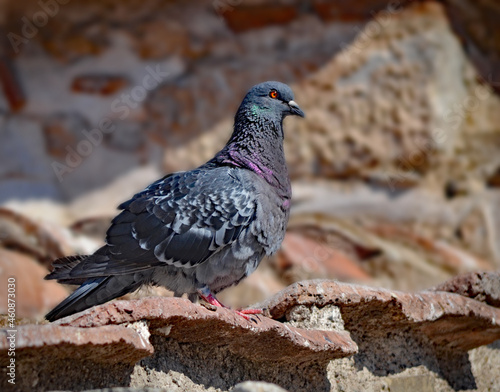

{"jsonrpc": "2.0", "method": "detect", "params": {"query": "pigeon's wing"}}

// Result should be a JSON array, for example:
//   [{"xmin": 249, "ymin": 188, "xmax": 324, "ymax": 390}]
[{"xmin": 68, "ymin": 167, "xmax": 257, "ymax": 279}]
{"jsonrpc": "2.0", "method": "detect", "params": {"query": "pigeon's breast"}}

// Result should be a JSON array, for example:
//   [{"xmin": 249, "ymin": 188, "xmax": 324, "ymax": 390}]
[{"xmin": 239, "ymin": 171, "xmax": 290, "ymax": 255}]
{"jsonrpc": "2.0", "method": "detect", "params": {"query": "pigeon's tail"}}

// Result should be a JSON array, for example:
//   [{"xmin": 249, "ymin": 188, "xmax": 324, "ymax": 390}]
[
  {"xmin": 45, "ymin": 274, "xmax": 143, "ymax": 322},
  {"xmin": 45, "ymin": 255, "xmax": 90, "ymax": 285}
]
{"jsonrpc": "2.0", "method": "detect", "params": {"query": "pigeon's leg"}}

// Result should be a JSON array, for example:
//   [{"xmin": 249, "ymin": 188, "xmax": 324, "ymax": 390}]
[
  {"xmin": 198, "ymin": 286, "xmax": 226, "ymax": 308},
  {"xmin": 197, "ymin": 286, "xmax": 262, "ymax": 320}
]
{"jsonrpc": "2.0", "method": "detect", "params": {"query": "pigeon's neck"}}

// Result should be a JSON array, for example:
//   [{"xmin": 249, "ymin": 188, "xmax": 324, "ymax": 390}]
[{"xmin": 214, "ymin": 118, "xmax": 291, "ymax": 199}]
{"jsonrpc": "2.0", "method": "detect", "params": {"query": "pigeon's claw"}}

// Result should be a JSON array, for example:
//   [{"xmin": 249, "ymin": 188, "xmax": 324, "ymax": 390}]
[
  {"xmin": 235, "ymin": 311, "xmax": 253, "ymax": 321},
  {"xmin": 236, "ymin": 308, "xmax": 262, "ymax": 321},
  {"xmin": 199, "ymin": 289, "xmax": 227, "ymax": 309},
  {"xmin": 237, "ymin": 308, "xmax": 262, "ymax": 315},
  {"xmin": 198, "ymin": 287, "xmax": 261, "ymax": 320}
]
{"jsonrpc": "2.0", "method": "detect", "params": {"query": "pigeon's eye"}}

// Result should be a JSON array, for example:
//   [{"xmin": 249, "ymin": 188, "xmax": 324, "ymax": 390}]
[{"xmin": 269, "ymin": 90, "xmax": 278, "ymax": 99}]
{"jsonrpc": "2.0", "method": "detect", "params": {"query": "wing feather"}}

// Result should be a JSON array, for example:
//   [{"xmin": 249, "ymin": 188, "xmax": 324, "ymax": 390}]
[{"xmin": 66, "ymin": 167, "xmax": 257, "ymax": 278}]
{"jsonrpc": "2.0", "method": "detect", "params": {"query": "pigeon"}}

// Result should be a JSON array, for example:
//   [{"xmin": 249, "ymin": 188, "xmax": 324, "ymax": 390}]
[{"xmin": 45, "ymin": 81, "xmax": 304, "ymax": 322}]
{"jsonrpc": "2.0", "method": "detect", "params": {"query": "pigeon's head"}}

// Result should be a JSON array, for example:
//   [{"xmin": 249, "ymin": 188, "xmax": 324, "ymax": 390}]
[{"xmin": 238, "ymin": 81, "xmax": 305, "ymax": 121}]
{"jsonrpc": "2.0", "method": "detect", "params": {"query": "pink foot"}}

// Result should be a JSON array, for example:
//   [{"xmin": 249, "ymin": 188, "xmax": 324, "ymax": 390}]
[
  {"xmin": 198, "ymin": 288, "xmax": 261, "ymax": 320},
  {"xmin": 199, "ymin": 291, "xmax": 227, "ymax": 308},
  {"xmin": 235, "ymin": 308, "xmax": 263, "ymax": 321}
]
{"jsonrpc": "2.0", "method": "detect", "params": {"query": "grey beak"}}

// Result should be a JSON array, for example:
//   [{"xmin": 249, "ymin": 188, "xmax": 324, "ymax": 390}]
[{"xmin": 288, "ymin": 100, "xmax": 305, "ymax": 118}]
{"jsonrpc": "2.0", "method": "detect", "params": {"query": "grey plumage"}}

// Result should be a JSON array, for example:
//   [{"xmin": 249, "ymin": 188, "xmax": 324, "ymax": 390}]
[{"xmin": 45, "ymin": 81, "xmax": 304, "ymax": 321}]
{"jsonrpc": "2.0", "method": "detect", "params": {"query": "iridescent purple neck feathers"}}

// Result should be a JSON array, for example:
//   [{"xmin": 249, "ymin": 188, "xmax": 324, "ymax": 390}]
[
  {"xmin": 223, "ymin": 149, "xmax": 274, "ymax": 183},
  {"xmin": 208, "ymin": 81, "xmax": 304, "ymax": 200},
  {"xmin": 213, "ymin": 118, "xmax": 291, "ymax": 199}
]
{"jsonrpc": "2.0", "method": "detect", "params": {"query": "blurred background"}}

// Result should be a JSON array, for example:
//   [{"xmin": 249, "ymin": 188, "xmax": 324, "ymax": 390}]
[{"xmin": 1, "ymin": 0, "xmax": 500, "ymax": 320}]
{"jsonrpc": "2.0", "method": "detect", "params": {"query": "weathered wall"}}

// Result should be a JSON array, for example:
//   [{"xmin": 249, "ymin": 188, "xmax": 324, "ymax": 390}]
[
  {"xmin": 1, "ymin": 2, "xmax": 500, "ymax": 391},
  {"xmin": 1, "ymin": 1, "xmax": 500, "ymax": 297},
  {"xmin": 2, "ymin": 1, "xmax": 500, "ymax": 200}
]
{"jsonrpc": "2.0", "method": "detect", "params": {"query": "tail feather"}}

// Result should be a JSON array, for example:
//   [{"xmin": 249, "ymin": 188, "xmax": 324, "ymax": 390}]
[
  {"xmin": 45, "ymin": 275, "xmax": 142, "ymax": 322},
  {"xmin": 45, "ymin": 255, "xmax": 89, "ymax": 285}
]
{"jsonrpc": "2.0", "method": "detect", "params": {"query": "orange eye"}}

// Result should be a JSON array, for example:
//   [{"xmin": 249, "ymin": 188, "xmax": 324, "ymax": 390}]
[{"xmin": 269, "ymin": 90, "xmax": 278, "ymax": 99}]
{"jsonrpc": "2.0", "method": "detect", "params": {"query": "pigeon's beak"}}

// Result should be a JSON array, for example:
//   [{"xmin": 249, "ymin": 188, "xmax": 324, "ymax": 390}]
[{"xmin": 288, "ymin": 100, "xmax": 305, "ymax": 118}]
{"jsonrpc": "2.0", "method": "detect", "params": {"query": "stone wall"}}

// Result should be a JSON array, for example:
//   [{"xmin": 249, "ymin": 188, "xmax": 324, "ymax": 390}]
[
  {"xmin": 2, "ymin": 275, "xmax": 500, "ymax": 391},
  {"xmin": 2, "ymin": 1, "xmax": 499, "ymax": 201},
  {"xmin": 1, "ymin": 1, "xmax": 500, "ymax": 391}
]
